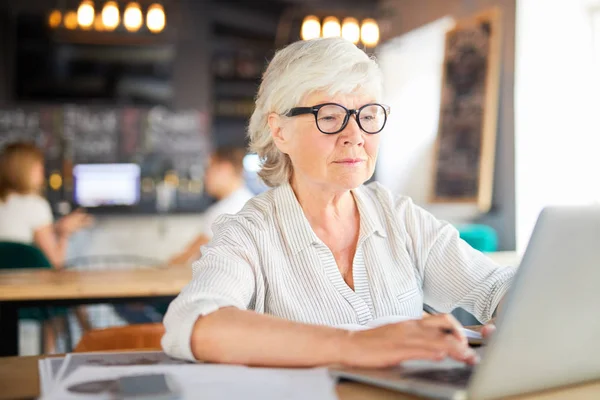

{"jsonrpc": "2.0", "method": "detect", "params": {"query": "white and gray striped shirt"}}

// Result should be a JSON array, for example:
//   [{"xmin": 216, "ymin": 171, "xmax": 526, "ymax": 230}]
[{"xmin": 162, "ymin": 182, "xmax": 515, "ymax": 361}]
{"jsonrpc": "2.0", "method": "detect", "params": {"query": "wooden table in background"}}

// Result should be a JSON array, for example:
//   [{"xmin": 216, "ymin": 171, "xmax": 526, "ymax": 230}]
[
  {"xmin": 0, "ymin": 266, "xmax": 192, "ymax": 357},
  {"xmin": 1, "ymin": 355, "xmax": 599, "ymax": 400}
]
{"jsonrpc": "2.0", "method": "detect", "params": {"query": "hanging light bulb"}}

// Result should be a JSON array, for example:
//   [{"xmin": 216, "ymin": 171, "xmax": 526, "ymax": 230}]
[
  {"xmin": 77, "ymin": 0, "xmax": 95, "ymax": 29},
  {"xmin": 102, "ymin": 1, "xmax": 120, "ymax": 31},
  {"xmin": 322, "ymin": 16, "xmax": 341, "ymax": 38},
  {"xmin": 360, "ymin": 18, "xmax": 380, "ymax": 47},
  {"xmin": 93, "ymin": 13, "xmax": 104, "ymax": 31},
  {"xmin": 146, "ymin": 3, "xmax": 166, "ymax": 33},
  {"xmin": 123, "ymin": 2, "xmax": 143, "ymax": 32},
  {"xmin": 301, "ymin": 15, "xmax": 320, "ymax": 40},
  {"xmin": 341, "ymin": 17, "xmax": 360, "ymax": 44},
  {"xmin": 48, "ymin": 10, "xmax": 62, "ymax": 29},
  {"xmin": 64, "ymin": 10, "xmax": 78, "ymax": 30}
]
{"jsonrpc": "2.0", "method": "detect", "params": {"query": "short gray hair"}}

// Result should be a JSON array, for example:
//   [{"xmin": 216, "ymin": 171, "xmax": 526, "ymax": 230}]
[{"xmin": 248, "ymin": 37, "xmax": 384, "ymax": 187}]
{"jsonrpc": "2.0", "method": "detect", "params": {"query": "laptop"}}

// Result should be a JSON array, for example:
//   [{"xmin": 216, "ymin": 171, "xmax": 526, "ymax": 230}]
[{"xmin": 330, "ymin": 206, "xmax": 600, "ymax": 399}]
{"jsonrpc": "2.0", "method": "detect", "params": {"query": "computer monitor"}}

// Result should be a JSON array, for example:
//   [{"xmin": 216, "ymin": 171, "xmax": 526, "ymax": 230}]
[{"xmin": 73, "ymin": 164, "xmax": 141, "ymax": 207}]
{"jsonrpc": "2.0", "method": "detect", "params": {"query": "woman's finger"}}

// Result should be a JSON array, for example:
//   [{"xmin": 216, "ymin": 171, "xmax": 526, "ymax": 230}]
[{"xmin": 419, "ymin": 314, "xmax": 467, "ymax": 344}]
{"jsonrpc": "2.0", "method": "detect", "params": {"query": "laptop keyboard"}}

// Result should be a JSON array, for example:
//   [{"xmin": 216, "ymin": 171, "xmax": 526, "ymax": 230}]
[{"xmin": 403, "ymin": 367, "xmax": 474, "ymax": 386}]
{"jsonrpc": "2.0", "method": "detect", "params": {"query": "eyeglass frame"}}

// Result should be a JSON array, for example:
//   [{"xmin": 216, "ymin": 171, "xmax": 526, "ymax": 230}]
[{"xmin": 285, "ymin": 102, "xmax": 391, "ymax": 135}]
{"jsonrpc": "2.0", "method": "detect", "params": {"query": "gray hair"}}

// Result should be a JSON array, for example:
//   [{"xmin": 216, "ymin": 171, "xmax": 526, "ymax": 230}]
[{"xmin": 247, "ymin": 37, "xmax": 384, "ymax": 187}]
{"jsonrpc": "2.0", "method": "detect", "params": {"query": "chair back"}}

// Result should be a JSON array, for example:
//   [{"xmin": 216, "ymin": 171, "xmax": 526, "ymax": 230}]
[
  {"xmin": 0, "ymin": 241, "xmax": 52, "ymax": 269},
  {"xmin": 74, "ymin": 323, "xmax": 165, "ymax": 352}
]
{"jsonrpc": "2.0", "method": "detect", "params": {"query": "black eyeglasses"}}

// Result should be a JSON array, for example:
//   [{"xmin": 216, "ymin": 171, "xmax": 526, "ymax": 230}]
[{"xmin": 286, "ymin": 102, "xmax": 391, "ymax": 135}]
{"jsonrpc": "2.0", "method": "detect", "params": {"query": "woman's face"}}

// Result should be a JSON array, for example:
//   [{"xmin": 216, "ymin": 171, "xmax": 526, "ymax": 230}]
[
  {"xmin": 29, "ymin": 161, "xmax": 45, "ymax": 192},
  {"xmin": 272, "ymin": 90, "xmax": 381, "ymax": 192}
]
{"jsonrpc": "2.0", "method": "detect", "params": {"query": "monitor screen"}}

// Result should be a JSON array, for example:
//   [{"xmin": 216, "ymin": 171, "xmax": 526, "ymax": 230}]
[{"xmin": 73, "ymin": 163, "xmax": 141, "ymax": 207}]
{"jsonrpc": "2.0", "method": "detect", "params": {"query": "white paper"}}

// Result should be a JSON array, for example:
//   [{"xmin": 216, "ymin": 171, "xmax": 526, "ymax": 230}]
[
  {"xmin": 38, "ymin": 359, "xmax": 51, "ymax": 396},
  {"xmin": 54, "ymin": 351, "xmax": 188, "ymax": 383},
  {"xmin": 38, "ymin": 357, "xmax": 66, "ymax": 396},
  {"xmin": 43, "ymin": 364, "xmax": 338, "ymax": 400},
  {"xmin": 336, "ymin": 315, "xmax": 483, "ymax": 340}
]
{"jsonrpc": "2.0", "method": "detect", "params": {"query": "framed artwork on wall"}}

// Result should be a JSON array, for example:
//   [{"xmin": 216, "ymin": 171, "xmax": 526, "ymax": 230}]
[{"xmin": 430, "ymin": 8, "xmax": 502, "ymax": 212}]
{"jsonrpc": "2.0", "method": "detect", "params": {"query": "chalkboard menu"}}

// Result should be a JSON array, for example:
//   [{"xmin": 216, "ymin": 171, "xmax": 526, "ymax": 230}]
[{"xmin": 0, "ymin": 105, "xmax": 213, "ymax": 214}]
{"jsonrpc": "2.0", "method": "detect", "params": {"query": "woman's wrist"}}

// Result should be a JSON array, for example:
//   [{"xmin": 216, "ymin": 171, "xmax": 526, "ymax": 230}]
[{"xmin": 330, "ymin": 328, "xmax": 355, "ymax": 367}]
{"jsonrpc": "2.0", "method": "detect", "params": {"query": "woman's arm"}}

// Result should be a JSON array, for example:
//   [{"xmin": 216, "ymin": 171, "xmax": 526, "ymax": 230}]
[
  {"xmin": 167, "ymin": 233, "xmax": 210, "ymax": 266},
  {"xmin": 398, "ymin": 197, "xmax": 516, "ymax": 324},
  {"xmin": 189, "ymin": 307, "xmax": 477, "ymax": 368},
  {"xmin": 33, "ymin": 224, "xmax": 69, "ymax": 268},
  {"xmin": 33, "ymin": 209, "xmax": 93, "ymax": 268}
]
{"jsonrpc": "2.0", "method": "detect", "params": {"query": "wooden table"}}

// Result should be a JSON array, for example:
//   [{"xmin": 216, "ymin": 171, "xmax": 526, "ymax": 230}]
[
  {"xmin": 1, "ymin": 355, "xmax": 599, "ymax": 400},
  {"xmin": 0, "ymin": 267, "xmax": 191, "ymax": 357}
]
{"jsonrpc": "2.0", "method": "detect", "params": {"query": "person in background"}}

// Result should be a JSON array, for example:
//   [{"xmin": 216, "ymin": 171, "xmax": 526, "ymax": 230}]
[
  {"xmin": 113, "ymin": 146, "xmax": 254, "ymax": 325},
  {"xmin": 0, "ymin": 141, "xmax": 94, "ymax": 352},
  {"xmin": 168, "ymin": 146, "xmax": 254, "ymax": 265},
  {"xmin": 161, "ymin": 38, "xmax": 514, "ymax": 367}
]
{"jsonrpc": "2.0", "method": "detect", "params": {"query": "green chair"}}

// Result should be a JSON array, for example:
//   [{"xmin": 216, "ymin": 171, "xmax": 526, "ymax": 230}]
[{"xmin": 0, "ymin": 241, "xmax": 71, "ymax": 352}]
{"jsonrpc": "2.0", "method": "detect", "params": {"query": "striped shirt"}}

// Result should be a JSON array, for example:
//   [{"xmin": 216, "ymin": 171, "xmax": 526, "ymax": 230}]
[{"xmin": 162, "ymin": 182, "xmax": 515, "ymax": 361}]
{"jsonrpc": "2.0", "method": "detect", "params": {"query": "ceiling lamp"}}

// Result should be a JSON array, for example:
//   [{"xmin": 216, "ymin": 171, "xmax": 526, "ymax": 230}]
[
  {"xmin": 77, "ymin": 0, "xmax": 95, "ymax": 29},
  {"xmin": 360, "ymin": 18, "xmax": 380, "ymax": 47},
  {"xmin": 146, "ymin": 3, "xmax": 166, "ymax": 33},
  {"xmin": 123, "ymin": 2, "xmax": 143, "ymax": 32},
  {"xmin": 301, "ymin": 15, "xmax": 320, "ymax": 40},
  {"xmin": 322, "ymin": 16, "xmax": 341, "ymax": 38},
  {"xmin": 64, "ymin": 11, "xmax": 78, "ymax": 30},
  {"xmin": 93, "ymin": 13, "xmax": 104, "ymax": 31},
  {"xmin": 341, "ymin": 17, "xmax": 360, "ymax": 44},
  {"xmin": 102, "ymin": 1, "xmax": 120, "ymax": 31},
  {"xmin": 48, "ymin": 10, "xmax": 62, "ymax": 28}
]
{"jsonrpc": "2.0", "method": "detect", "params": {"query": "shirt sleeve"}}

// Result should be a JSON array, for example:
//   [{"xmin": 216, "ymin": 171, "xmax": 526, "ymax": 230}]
[
  {"xmin": 29, "ymin": 196, "xmax": 54, "ymax": 231},
  {"xmin": 398, "ymin": 197, "xmax": 516, "ymax": 323},
  {"xmin": 161, "ymin": 216, "xmax": 260, "ymax": 361}
]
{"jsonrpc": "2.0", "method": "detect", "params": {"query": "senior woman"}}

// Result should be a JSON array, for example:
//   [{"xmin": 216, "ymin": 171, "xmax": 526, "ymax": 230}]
[{"xmin": 162, "ymin": 38, "xmax": 515, "ymax": 368}]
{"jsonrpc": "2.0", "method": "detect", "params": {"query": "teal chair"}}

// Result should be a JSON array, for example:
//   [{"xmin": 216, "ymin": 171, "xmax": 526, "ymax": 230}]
[
  {"xmin": 457, "ymin": 224, "xmax": 498, "ymax": 253},
  {"xmin": 0, "ymin": 241, "xmax": 71, "ymax": 351}
]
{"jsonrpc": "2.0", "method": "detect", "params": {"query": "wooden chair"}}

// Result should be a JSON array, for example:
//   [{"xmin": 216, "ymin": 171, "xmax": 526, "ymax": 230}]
[{"xmin": 74, "ymin": 323, "xmax": 165, "ymax": 352}]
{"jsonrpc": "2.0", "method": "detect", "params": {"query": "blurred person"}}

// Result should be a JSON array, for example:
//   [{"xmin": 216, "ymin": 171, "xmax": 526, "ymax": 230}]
[
  {"xmin": 161, "ymin": 38, "xmax": 514, "ymax": 367},
  {"xmin": 113, "ymin": 146, "xmax": 254, "ymax": 325},
  {"xmin": 0, "ymin": 141, "xmax": 94, "ymax": 352},
  {"xmin": 168, "ymin": 146, "xmax": 254, "ymax": 265}
]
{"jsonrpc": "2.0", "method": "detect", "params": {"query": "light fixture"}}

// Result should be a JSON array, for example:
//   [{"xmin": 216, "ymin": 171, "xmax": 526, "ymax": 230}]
[
  {"xmin": 64, "ymin": 10, "xmax": 78, "ymax": 30},
  {"xmin": 360, "ymin": 18, "xmax": 380, "ymax": 47},
  {"xmin": 322, "ymin": 16, "xmax": 341, "ymax": 38},
  {"xmin": 146, "ymin": 3, "xmax": 166, "ymax": 33},
  {"xmin": 93, "ymin": 13, "xmax": 104, "ymax": 31},
  {"xmin": 77, "ymin": 0, "xmax": 95, "ymax": 29},
  {"xmin": 102, "ymin": 1, "xmax": 120, "ymax": 31},
  {"xmin": 48, "ymin": 10, "xmax": 62, "ymax": 28},
  {"xmin": 301, "ymin": 15, "xmax": 320, "ymax": 40},
  {"xmin": 123, "ymin": 2, "xmax": 143, "ymax": 32},
  {"xmin": 49, "ymin": 173, "xmax": 63, "ymax": 191},
  {"xmin": 341, "ymin": 17, "xmax": 360, "ymax": 44}
]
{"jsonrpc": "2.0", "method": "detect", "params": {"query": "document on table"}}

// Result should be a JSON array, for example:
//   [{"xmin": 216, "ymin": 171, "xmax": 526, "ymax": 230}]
[{"xmin": 42, "ymin": 363, "xmax": 338, "ymax": 400}]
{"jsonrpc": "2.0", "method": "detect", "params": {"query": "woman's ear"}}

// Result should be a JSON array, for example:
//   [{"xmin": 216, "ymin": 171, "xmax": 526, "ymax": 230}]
[{"xmin": 268, "ymin": 113, "xmax": 289, "ymax": 153}]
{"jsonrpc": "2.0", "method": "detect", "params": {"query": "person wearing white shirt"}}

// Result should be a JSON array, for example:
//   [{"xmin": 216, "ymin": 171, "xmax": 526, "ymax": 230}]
[
  {"xmin": 168, "ymin": 146, "xmax": 254, "ymax": 266},
  {"xmin": 0, "ymin": 141, "xmax": 93, "ymax": 352},
  {"xmin": 162, "ymin": 38, "xmax": 514, "ymax": 368}
]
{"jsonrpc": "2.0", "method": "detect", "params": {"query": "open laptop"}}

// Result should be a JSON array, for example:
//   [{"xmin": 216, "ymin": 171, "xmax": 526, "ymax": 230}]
[{"xmin": 331, "ymin": 206, "xmax": 600, "ymax": 399}]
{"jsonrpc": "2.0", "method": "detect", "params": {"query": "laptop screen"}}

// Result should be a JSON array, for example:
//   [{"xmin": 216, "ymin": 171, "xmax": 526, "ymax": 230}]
[{"xmin": 73, "ymin": 163, "xmax": 141, "ymax": 207}]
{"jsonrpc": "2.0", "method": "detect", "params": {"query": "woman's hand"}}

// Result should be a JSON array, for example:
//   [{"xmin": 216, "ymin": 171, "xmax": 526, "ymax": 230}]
[
  {"xmin": 56, "ymin": 209, "xmax": 94, "ymax": 237},
  {"xmin": 339, "ymin": 314, "xmax": 478, "ymax": 369}
]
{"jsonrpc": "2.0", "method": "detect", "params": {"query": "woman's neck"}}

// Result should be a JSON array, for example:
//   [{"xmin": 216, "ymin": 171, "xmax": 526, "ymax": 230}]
[{"xmin": 290, "ymin": 176, "xmax": 357, "ymax": 227}]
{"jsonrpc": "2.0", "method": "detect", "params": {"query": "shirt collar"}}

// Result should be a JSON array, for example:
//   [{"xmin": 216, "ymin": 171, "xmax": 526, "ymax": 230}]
[
  {"xmin": 351, "ymin": 185, "xmax": 388, "ymax": 241},
  {"xmin": 274, "ymin": 183, "xmax": 387, "ymax": 256}
]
